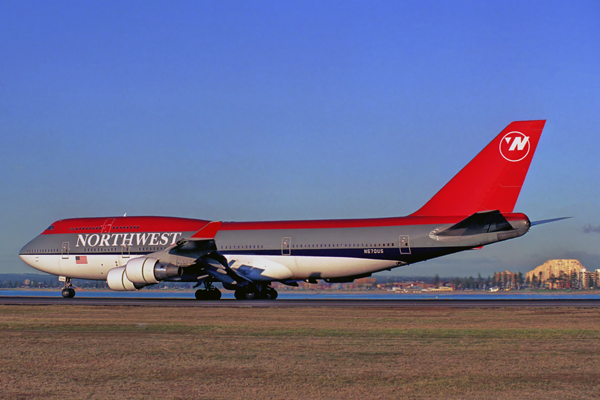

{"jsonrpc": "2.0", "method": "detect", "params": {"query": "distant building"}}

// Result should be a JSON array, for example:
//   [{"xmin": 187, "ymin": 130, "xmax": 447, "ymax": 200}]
[
  {"xmin": 494, "ymin": 270, "xmax": 519, "ymax": 289},
  {"xmin": 354, "ymin": 277, "xmax": 376, "ymax": 288},
  {"xmin": 525, "ymin": 260, "xmax": 590, "ymax": 289},
  {"xmin": 429, "ymin": 286, "xmax": 453, "ymax": 292}
]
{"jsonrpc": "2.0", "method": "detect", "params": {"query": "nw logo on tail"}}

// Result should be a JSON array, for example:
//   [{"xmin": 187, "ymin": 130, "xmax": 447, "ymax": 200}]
[{"xmin": 499, "ymin": 131, "xmax": 530, "ymax": 162}]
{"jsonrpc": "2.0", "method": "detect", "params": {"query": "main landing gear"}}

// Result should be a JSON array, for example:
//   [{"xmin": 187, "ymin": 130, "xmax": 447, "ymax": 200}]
[
  {"xmin": 234, "ymin": 286, "xmax": 278, "ymax": 300},
  {"xmin": 193, "ymin": 281, "xmax": 278, "ymax": 301},
  {"xmin": 60, "ymin": 277, "xmax": 76, "ymax": 299},
  {"xmin": 194, "ymin": 280, "xmax": 222, "ymax": 300}
]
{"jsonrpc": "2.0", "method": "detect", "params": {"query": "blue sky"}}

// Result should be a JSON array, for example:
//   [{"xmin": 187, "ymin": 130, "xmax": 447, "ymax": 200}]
[{"xmin": 1, "ymin": 0, "xmax": 599, "ymax": 277}]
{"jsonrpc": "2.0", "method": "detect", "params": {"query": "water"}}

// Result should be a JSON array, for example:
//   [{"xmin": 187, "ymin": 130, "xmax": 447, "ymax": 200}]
[{"xmin": 2, "ymin": 289, "xmax": 600, "ymax": 300}]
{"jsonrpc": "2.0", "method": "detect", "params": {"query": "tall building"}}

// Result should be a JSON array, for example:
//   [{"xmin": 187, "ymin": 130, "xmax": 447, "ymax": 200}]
[{"xmin": 525, "ymin": 260, "xmax": 588, "ymax": 289}]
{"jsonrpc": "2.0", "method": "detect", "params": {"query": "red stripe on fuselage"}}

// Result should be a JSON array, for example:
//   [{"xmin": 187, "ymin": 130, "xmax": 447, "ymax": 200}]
[
  {"xmin": 40, "ymin": 213, "xmax": 529, "ymax": 235},
  {"xmin": 218, "ymin": 213, "xmax": 528, "ymax": 231},
  {"xmin": 41, "ymin": 216, "xmax": 210, "ymax": 235}
]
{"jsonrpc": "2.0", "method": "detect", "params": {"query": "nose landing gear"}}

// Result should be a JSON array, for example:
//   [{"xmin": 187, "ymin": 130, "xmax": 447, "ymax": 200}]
[{"xmin": 60, "ymin": 277, "xmax": 76, "ymax": 298}]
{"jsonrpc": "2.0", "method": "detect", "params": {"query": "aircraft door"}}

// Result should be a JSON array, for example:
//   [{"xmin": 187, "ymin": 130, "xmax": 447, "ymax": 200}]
[
  {"xmin": 61, "ymin": 242, "xmax": 70, "ymax": 259},
  {"xmin": 281, "ymin": 237, "xmax": 291, "ymax": 256},
  {"xmin": 119, "ymin": 244, "xmax": 130, "ymax": 266},
  {"xmin": 399, "ymin": 235, "xmax": 411, "ymax": 255}
]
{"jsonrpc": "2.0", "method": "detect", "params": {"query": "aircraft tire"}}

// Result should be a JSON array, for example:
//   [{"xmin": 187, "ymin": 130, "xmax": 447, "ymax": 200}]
[
  {"xmin": 266, "ymin": 288, "xmax": 278, "ymax": 300},
  {"xmin": 234, "ymin": 288, "xmax": 263, "ymax": 300},
  {"xmin": 62, "ymin": 288, "xmax": 75, "ymax": 299},
  {"xmin": 234, "ymin": 289, "xmax": 246, "ymax": 300}
]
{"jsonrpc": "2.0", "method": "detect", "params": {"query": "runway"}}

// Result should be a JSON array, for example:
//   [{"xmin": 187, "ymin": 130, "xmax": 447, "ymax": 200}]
[{"xmin": 2, "ymin": 296, "xmax": 600, "ymax": 308}]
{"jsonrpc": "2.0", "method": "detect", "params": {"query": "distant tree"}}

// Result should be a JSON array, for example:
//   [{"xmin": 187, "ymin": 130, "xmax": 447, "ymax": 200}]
[
  {"xmin": 558, "ymin": 271, "xmax": 568, "ymax": 289},
  {"xmin": 571, "ymin": 271, "xmax": 579, "ymax": 289},
  {"xmin": 452, "ymin": 277, "xmax": 461, "ymax": 289},
  {"xmin": 477, "ymin": 273, "xmax": 483, "ymax": 290},
  {"xmin": 467, "ymin": 276, "xmax": 475, "ymax": 289},
  {"xmin": 434, "ymin": 274, "xmax": 440, "ymax": 287},
  {"xmin": 548, "ymin": 273, "xmax": 557, "ymax": 290},
  {"xmin": 517, "ymin": 272, "xmax": 524, "ymax": 289}
]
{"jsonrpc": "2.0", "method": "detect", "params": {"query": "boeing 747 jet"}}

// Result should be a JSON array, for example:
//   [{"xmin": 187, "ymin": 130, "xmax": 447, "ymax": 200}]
[{"xmin": 20, "ymin": 120, "xmax": 549, "ymax": 299}]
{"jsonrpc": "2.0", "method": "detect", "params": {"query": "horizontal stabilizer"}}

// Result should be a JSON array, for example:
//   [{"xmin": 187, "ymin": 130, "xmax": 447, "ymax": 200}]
[{"xmin": 434, "ymin": 210, "xmax": 513, "ymax": 237}]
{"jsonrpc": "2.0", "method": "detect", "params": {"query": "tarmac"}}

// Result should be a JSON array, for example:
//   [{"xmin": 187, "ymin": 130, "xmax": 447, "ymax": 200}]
[{"xmin": 2, "ymin": 296, "xmax": 600, "ymax": 308}]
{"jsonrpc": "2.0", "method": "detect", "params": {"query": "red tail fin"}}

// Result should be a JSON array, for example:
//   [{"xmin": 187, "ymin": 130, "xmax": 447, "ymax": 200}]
[{"xmin": 411, "ymin": 120, "xmax": 546, "ymax": 217}]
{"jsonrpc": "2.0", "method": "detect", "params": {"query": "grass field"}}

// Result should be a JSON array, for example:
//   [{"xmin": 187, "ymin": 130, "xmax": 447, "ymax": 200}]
[{"xmin": 1, "ymin": 305, "xmax": 599, "ymax": 399}]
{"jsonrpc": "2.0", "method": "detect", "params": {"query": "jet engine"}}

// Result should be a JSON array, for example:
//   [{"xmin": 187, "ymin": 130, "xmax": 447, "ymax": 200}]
[
  {"xmin": 106, "ymin": 266, "xmax": 143, "ymax": 291},
  {"xmin": 125, "ymin": 257, "xmax": 183, "ymax": 285},
  {"xmin": 106, "ymin": 257, "xmax": 183, "ymax": 291}
]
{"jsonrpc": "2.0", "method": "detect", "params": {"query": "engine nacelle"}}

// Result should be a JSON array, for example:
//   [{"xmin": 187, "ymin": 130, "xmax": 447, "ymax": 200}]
[
  {"xmin": 125, "ymin": 257, "xmax": 182, "ymax": 285},
  {"xmin": 107, "ymin": 266, "xmax": 144, "ymax": 291}
]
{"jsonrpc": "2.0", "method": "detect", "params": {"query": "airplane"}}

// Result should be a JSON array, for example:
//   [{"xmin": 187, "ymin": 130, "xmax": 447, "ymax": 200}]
[{"xmin": 20, "ymin": 120, "xmax": 550, "ymax": 300}]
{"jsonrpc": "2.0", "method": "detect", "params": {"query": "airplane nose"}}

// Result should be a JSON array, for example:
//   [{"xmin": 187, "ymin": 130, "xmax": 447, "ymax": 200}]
[
  {"xmin": 19, "ymin": 239, "xmax": 40, "ymax": 269},
  {"xmin": 19, "ymin": 253, "xmax": 37, "ymax": 269}
]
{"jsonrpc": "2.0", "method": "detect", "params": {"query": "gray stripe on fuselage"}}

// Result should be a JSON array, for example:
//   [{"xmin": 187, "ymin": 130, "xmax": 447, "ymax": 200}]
[
  {"xmin": 19, "ymin": 230, "xmax": 196, "ymax": 256},
  {"xmin": 21, "ymin": 222, "xmax": 470, "ymax": 265},
  {"xmin": 214, "ymin": 223, "xmax": 457, "ymax": 262}
]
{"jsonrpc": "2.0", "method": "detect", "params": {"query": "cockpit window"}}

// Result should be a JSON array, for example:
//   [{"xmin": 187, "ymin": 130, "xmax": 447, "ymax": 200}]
[{"xmin": 47, "ymin": 225, "xmax": 54, "ymax": 231}]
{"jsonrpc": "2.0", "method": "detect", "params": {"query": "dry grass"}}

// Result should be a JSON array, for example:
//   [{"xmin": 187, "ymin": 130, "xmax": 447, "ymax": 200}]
[{"xmin": 0, "ymin": 305, "xmax": 599, "ymax": 399}]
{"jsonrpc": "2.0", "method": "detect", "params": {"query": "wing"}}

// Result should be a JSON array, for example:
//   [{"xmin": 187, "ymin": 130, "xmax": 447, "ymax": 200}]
[
  {"xmin": 155, "ymin": 221, "xmax": 252, "ymax": 288},
  {"xmin": 108, "ymin": 221, "xmax": 252, "ymax": 290}
]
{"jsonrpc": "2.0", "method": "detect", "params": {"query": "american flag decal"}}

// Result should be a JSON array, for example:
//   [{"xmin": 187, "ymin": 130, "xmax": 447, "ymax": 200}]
[{"xmin": 76, "ymin": 256, "xmax": 87, "ymax": 264}]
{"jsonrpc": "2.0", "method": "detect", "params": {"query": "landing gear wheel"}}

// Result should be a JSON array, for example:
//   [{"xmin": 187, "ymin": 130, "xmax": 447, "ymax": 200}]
[
  {"xmin": 194, "ymin": 280, "xmax": 222, "ymax": 300},
  {"xmin": 266, "ymin": 288, "xmax": 278, "ymax": 300},
  {"xmin": 234, "ymin": 287, "xmax": 277, "ymax": 300},
  {"xmin": 234, "ymin": 288, "xmax": 257, "ymax": 300},
  {"xmin": 60, "ymin": 277, "xmax": 75, "ymax": 298},
  {"xmin": 195, "ymin": 289, "xmax": 222, "ymax": 300}
]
